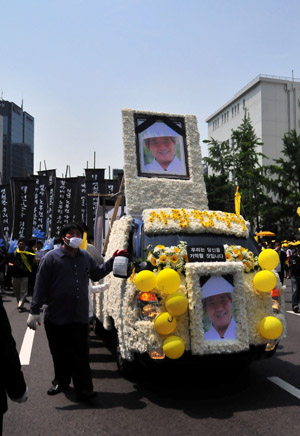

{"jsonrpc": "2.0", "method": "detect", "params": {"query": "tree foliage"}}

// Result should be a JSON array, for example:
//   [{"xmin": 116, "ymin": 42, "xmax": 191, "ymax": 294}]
[
  {"xmin": 203, "ymin": 110, "xmax": 268, "ymax": 231},
  {"xmin": 264, "ymin": 129, "xmax": 300, "ymax": 239}
]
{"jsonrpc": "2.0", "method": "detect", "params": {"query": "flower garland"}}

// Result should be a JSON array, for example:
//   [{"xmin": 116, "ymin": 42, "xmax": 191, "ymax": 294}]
[
  {"xmin": 143, "ymin": 208, "xmax": 249, "ymax": 238},
  {"xmin": 146, "ymin": 241, "xmax": 188, "ymax": 273},
  {"xmin": 224, "ymin": 244, "xmax": 258, "ymax": 273}
]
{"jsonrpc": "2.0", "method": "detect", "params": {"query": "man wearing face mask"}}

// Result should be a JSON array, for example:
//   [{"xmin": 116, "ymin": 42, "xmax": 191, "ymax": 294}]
[{"xmin": 27, "ymin": 222, "xmax": 127, "ymax": 402}]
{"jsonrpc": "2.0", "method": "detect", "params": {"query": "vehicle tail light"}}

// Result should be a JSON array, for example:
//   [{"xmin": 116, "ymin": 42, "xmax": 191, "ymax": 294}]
[
  {"xmin": 137, "ymin": 292, "xmax": 159, "ymax": 320},
  {"xmin": 149, "ymin": 350, "xmax": 165, "ymax": 360}
]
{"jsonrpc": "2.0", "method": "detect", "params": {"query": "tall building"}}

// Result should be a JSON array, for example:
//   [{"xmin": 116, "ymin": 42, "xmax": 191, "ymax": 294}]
[
  {"xmin": 0, "ymin": 99, "xmax": 34, "ymax": 183},
  {"xmin": 205, "ymin": 74, "xmax": 300, "ymax": 166}
]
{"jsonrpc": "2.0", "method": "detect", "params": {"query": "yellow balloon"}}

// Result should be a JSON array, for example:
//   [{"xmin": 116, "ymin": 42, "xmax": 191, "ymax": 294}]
[
  {"xmin": 163, "ymin": 335, "xmax": 185, "ymax": 359},
  {"xmin": 156, "ymin": 268, "xmax": 181, "ymax": 295},
  {"xmin": 154, "ymin": 312, "xmax": 177, "ymax": 335},
  {"xmin": 253, "ymin": 270, "xmax": 277, "ymax": 292},
  {"xmin": 165, "ymin": 292, "xmax": 188, "ymax": 316},
  {"xmin": 134, "ymin": 270, "xmax": 157, "ymax": 292},
  {"xmin": 258, "ymin": 316, "xmax": 283, "ymax": 339},
  {"xmin": 258, "ymin": 249, "xmax": 279, "ymax": 270}
]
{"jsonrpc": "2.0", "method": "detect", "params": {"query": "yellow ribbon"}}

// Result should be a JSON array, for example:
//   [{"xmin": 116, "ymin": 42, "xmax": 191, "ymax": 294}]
[
  {"xmin": 129, "ymin": 267, "xmax": 136, "ymax": 283},
  {"xmin": 16, "ymin": 248, "xmax": 35, "ymax": 273},
  {"xmin": 234, "ymin": 186, "xmax": 241, "ymax": 216},
  {"xmin": 80, "ymin": 232, "xmax": 88, "ymax": 250}
]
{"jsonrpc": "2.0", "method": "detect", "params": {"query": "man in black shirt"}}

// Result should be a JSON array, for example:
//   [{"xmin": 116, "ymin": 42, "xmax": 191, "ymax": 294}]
[{"xmin": 27, "ymin": 222, "xmax": 126, "ymax": 402}]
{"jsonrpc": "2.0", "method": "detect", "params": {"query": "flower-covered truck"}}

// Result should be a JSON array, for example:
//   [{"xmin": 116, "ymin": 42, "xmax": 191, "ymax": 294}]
[{"xmin": 92, "ymin": 109, "xmax": 286, "ymax": 376}]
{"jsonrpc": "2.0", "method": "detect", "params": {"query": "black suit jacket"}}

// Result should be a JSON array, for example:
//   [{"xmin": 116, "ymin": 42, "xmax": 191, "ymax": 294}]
[{"xmin": 0, "ymin": 296, "xmax": 26, "ymax": 414}]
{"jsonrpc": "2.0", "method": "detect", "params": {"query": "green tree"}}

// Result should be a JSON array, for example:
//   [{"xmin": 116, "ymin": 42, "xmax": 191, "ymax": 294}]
[
  {"xmin": 203, "ymin": 110, "xmax": 268, "ymax": 231},
  {"xmin": 230, "ymin": 110, "xmax": 267, "ymax": 231},
  {"xmin": 264, "ymin": 129, "xmax": 300, "ymax": 239},
  {"xmin": 203, "ymin": 173, "xmax": 234, "ymax": 211},
  {"xmin": 202, "ymin": 139, "xmax": 234, "ymax": 211}
]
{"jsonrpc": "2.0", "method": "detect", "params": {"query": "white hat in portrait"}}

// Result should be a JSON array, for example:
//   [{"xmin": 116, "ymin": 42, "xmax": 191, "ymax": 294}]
[
  {"xmin": 202, "ymin": 276, "xmax": 234, "ymax": 299},
  {"xmin": 141, "ymin": 122, "xmax": 178, "ymax": 141}
]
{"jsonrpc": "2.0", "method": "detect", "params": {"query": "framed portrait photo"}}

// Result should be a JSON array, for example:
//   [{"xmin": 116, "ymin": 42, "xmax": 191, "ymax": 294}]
[
  {"xmin": 134, "ymin": 114, "xmax": 189, "ymax": 179},
  {"xmin": 201, "ymin": 274, "xmax": 236, "ymax": 341},
  {"xmin": 185, "ymin": 262, "xmax": 249, "ymax": 355}
]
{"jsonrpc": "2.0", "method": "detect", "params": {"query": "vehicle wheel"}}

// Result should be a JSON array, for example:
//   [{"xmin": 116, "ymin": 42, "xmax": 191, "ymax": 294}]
[
  {"xmin": 93, "ymin": 317, "xmax": 106, "ymax": 338},
  {"xmin": 114, "ymin": 333, "xmax": 136, "ymax": 378}
]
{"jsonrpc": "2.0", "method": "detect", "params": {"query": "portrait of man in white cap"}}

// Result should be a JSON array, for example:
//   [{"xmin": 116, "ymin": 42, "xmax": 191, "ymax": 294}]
[
  {"xmin": 139, "ymin": 121, "xmax": 187, "ymax": 176},
  {"xmin": 201, "ymin": 275, "xmax": 236, "ymax": 340}
]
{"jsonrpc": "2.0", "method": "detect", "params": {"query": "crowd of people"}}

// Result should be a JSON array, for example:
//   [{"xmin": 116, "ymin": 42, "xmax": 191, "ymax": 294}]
[{"xmin": 258, "ymin": 240, "xmax": 300, "ymax": 313}]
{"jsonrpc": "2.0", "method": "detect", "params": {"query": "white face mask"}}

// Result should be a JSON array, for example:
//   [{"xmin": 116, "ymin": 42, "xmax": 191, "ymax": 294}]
[{"xmin": 65, "ymin": 237, "xmax": 82, "ymax": 249}]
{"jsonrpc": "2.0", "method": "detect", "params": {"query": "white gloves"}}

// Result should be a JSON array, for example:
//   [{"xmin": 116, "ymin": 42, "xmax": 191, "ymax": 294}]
[
  {"xmin": 90, "ymin": 282, "xmax": 109, "ymax": 293},
  {"xmin": 27, "ymin": 314, "xmax": 41, "ymax": 330},
  {"xmin": 12, "ymin": 386, "xmax": 28, "ymax": 403}
]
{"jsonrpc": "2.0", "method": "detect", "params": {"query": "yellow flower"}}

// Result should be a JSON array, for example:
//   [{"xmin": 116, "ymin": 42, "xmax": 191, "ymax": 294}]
[
  {"xmin": 237, "ymin": 254, "xmax": 243, "ymax": 261},
  {"xmin": 244, "ymin": 261, "xmax": 252, "ymax": 269},
  {"xmin": 159, "ymin": 254, "xmax": 168, "ymax": 263},
  {"xmin": 155, "ymin": 245, "xmax": 165, "ymax": 249},
  {"xmin": 183, "ymin": 254, "xmax": 189, "ymax": 262},
  {"xmin": 225, "ymin": 252, "xmax": 232, "ymax": 261},
  {"xmin": 151, "ymin": 257, "xmax": 157, "ymax": 266},
  {"xmin": 170, "ymin": 254, "xmax": 178, "ymax": 263},
  {"xmin": 174, "ymin": 247, "xmax": 180, "ymax": 253}
]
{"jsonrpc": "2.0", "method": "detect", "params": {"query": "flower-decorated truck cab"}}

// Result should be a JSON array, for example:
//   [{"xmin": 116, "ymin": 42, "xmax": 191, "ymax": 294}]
[{"xmin": 92, "ymin": 109, "xmax": 286, "ymax": 375}]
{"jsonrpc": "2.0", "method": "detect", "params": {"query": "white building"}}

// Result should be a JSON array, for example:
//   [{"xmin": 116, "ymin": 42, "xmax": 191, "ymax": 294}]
[{"xmin": 206, "ymin": 74, "xmax": 300, "ymax": 166}]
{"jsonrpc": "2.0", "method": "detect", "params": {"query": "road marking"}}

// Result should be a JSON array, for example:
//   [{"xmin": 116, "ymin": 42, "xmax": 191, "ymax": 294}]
[
  {"xmin": 268, "ymin": 377, "xmax": 300, "ymax": 400},
  {"xmin": 19, "ymin": 327, "xmax": 35, "ymax": 365},
  {"xmin": 286, "ymin": 310, "xmax": 300, "ymax": 316}
]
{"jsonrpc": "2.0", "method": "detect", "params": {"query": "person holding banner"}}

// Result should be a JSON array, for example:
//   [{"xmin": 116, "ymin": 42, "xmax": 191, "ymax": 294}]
[
  {"xmin": 7, "ymin": 238, "xmax": 35, "ymax": 313},
  {"xmin": 27, "ymin": 222, "xmax": 127, "ymax": 402}
]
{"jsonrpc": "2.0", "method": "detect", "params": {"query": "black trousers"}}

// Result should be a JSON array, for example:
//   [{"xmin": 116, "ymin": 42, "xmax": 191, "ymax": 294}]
[{"xmin": 44, "ymin": 320, "xmax": 93, "ymax": 393}]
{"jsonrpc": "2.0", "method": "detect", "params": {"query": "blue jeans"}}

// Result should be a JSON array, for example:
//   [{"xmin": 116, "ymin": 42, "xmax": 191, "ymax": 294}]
[{"xmin": 291, "ymin": 276, "xmax": 300, "ymax": 307}]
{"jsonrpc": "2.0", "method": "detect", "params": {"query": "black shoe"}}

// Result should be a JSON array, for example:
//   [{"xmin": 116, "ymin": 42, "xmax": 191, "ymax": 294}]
[
  {"xmin": 47, "ymin": 383, "xmax": 69, "ymax": 396},
  {"xmin": 18, "ymin": 307, "xmax": 24, "ymax": 313},
  {"xmin": 75, "ymin": 390, "xmax": 98, "ymax": 402},
  {"xmin": 293, "ymin": 305, "xmax": 299, "ymax": 313}
]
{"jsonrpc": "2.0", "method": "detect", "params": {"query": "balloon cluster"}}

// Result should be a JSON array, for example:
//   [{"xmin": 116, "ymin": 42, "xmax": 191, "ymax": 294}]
[
  {"xmin": 134, "ymin": 268, "xmax": 187, "ymax": 359},
  {"xmin": 253, "ymin": 249, "xmax": 283, "ymax": 339}
]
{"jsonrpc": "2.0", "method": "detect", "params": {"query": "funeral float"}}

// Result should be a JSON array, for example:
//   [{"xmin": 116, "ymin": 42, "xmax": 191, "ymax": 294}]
[{"xmin": 92, "ymin": 109, "xmax": 286, "ymax": 376}]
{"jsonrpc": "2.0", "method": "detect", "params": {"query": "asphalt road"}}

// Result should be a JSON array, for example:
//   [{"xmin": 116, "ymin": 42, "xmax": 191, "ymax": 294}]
[{"xmin": 2, "ymin": 279, "xmax": 300, "ymax": 436}]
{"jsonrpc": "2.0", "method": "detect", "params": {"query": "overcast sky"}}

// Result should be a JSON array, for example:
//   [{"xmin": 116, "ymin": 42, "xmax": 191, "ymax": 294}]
[{"xmin": 1, "ymin": 0, "xmax": 300, "ymax": 178}]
